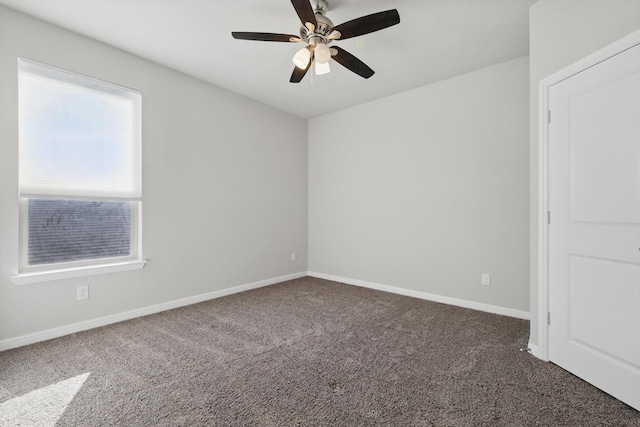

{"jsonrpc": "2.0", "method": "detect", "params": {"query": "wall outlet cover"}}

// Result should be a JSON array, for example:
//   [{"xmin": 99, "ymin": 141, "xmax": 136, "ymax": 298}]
[
  {"xmin": 481, "ymin": 274, "xmax": 491, "ymax": 286},
  {"xmin": 77, "ymin": 285, "xmax": 89, "ymax": 300}
]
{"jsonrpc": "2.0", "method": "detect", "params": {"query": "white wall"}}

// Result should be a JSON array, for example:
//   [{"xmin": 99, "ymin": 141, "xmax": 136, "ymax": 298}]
[
  {"xmin": 10, "ymin": 1, "xmax": 636, "ymax": 350},
  {"xmin": 0, "ymin": 6, "xmax": 308, "ymax": 346},
  {"xmin": 309, "ymin": 57, "xmax": 530, "ymax": 314},
  {"xmin": 528, "ymin": 0, "xmax": 640, "ymax": 348}
]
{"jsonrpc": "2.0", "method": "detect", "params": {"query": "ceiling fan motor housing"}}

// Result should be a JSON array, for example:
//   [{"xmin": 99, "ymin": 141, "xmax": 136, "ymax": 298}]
[{"xmin": 299, "ymin": 13, "xmax": 334, "ymax": 46}]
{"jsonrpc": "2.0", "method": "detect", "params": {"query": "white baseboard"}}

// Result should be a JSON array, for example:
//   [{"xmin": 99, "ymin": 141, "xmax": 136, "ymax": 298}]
[
  {"xmin": 307, "ymin": 271, "xmax": 530, "ymax": 320},
  {"xmin": 0, "ymin": 271, "xmax": 307, "ymax": 352},
  {"xmin": 1, "ymin": 271, "xmax": 530, "ymax": 352},
  {"xmin": 527, "ymin": 342, "xmax": 545, "ymax": 361}
]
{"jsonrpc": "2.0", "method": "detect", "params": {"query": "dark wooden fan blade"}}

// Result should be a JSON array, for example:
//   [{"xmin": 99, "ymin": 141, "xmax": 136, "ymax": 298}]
[
  {"xmin": 291, "ymin": 0, "xmax": 317, "ymax": 28},
  {"xmin": 232, "ymin": 32, "xmax": 300, "ymax": 42},
  {"xmin": 290, "ymin": 65, "xmax": 310, "ymax": 83},
  {"xmin": 332, "ymin": 9, "xmax": 400, "ymax": 40},
  {"xmin": 331, "ymin": 46, "xmax": 375, "ymax": 79}
]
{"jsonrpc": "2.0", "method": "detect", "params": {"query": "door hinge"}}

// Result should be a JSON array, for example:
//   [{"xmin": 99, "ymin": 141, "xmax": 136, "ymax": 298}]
[
  {"xmin": 547, "ymin": 211, "xmax": 551, "ymax": 225},
  {"xmin": 547, "ymin": 110, "xmax": 551, "ymax": 124},
  {"xmin": 547, "ymin": 311, "xmax": 551, "ymax": 325}
]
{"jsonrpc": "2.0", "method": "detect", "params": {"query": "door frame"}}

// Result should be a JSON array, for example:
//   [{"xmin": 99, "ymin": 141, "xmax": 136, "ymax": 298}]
[{"xmin": 533, "ymin": 29, "xmax": 640, "ymax": 362}]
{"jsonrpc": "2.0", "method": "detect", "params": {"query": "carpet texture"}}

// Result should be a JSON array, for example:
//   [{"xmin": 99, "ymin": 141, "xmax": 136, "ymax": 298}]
[{"xmin": 1, "ymin": 277, "xmax": 638, "ymax": 426}]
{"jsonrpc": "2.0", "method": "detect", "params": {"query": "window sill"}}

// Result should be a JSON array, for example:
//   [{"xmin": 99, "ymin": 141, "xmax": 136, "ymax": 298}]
[{"xmin": 12, "ymin": 260, "xmax": 147, "ymax": 285}]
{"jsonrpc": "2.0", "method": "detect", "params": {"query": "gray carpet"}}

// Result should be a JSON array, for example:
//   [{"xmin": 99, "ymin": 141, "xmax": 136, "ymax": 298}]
[{"xmin": 1, "ymin": 277, "xmax": 638, "ymax": 426}]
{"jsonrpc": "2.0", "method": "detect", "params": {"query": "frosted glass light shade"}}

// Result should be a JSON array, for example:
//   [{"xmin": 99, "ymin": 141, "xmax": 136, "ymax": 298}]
[
  {"xmin": 18, "ymin": 58, "xmax": 142, "ymax": 201},
  {"xmin": 292, "ymin": 47, "xmax": 311, "ymax": 69},
  {"xmin": 314, "ymin": 43, "xmax": 331, "ymax": 64},
  {"xmin": 315, "ymin": 60, "xmax": 331, "ymax": 75}
]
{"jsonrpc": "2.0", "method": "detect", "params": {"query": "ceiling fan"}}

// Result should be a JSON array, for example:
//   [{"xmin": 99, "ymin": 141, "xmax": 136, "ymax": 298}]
[{"xmin": 231, "ymin": 0, "xmax": 400, "ymax": 83}]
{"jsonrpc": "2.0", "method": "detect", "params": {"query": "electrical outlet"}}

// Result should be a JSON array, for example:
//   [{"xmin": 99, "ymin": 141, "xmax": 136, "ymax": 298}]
[
  {"xmin": 77, "ymin": 285, "xmax": 89, "ymax": 300},
  {"xmin": 291, "ymin": 252, "xmax": 297, "ymax": 262},
  {"xmin": 481, "ymin": 274, "xmax": 491, "ymax": 286}
]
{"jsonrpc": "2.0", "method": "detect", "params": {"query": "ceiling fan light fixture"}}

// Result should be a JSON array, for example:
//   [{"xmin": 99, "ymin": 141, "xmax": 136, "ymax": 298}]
[
  {"xmin": 314, "ymin": 43, "xmax": 331, "ymax": 64},
  {"xmin": 315, "ymin": 60, "xmax": 331, "ymax": 75},
  {"xmin": 292, "ymin": 47, "xmax": 311, "ymax": 69}
]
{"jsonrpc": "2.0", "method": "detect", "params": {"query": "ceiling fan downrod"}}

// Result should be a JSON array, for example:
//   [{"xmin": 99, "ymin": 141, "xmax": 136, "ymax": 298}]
[{"xmin": 312, "ymin": 0, "xmax": 328, "ymax": 16}]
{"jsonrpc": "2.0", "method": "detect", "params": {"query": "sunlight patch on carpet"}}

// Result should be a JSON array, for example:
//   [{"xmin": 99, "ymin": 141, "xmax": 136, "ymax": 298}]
[{"xmin": 0, "ymin": 372, "xmax": 90, "ymax": 427}]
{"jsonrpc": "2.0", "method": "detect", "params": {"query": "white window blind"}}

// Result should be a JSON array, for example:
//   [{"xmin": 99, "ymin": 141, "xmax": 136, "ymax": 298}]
[{"xmin": 18, "ymin": 58, "xmax": 142, "ymax": 201}]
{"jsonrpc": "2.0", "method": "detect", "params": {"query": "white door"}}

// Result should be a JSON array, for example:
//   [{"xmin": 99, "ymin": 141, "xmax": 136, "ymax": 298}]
[{"xmin": 548, "ymin": 42, "xmax": 640, "ymax": 411}]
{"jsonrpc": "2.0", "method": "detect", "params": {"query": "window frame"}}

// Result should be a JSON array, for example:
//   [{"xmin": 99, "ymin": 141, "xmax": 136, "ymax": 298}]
[{"xmin": 12, "ymin": 59, "xmax": 145, "ymax": 285}]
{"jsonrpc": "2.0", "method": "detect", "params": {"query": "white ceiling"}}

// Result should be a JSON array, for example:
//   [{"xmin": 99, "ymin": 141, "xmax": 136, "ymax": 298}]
[{"xmin": 0, "ymin": 0, "xmax": 535, "ymax": 119}]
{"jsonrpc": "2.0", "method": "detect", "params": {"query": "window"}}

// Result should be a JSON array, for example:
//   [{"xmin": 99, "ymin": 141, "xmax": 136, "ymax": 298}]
[
  {"xmin": 27, "ymin": 199, "xmax": 132, "ymax": 265},
  {"xmin": 16, "ymin": 58, "xmax": 143, "ymax": 281}
]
